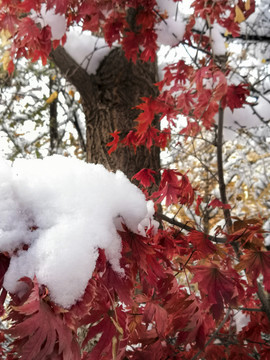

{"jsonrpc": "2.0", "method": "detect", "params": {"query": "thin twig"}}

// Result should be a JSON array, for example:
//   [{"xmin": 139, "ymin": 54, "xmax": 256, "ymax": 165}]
[
  {"xmin": 157, "ymin": 213, "xmax": 226, "ymax": 243},
  {"xmin": 191, "ymin": 308, "xmax": 231, "ymax": 360}
]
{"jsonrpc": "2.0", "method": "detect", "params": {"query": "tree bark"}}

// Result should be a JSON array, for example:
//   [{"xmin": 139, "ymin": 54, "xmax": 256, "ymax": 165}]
[{"xmin": 51, "ymin": 46, "xmax": 160, "ymax": 180}]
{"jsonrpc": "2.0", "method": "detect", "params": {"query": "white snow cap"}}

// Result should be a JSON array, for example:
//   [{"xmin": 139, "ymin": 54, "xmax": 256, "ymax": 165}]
[
  {"xmin": 0, "ymin": 156, "xmax": 150, "ymax": 308},
  {"xmin": 64, "ymin": 30, "xmax": 111, "ymax": 75}
]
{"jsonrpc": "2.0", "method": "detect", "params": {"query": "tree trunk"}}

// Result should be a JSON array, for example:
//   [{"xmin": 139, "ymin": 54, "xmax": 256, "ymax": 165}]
[{"xmin": 51, "ymin": 47, "xmax": 160, "ymax": 180}]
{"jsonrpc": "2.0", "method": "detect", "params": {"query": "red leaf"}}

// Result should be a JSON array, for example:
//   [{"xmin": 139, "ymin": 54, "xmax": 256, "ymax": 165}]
[
  {"xmin": 82, "ymin": 305, "xmax": 127, "ymax": 360},
  {"xmin": 208, "ymin": 198, "xmax": 231, "ymax": 209},
  {"xmin": 103, "ymin": 12, "xmax": 125, "ymax": 47},
  {"xmin": 192, "ymin": 264, "xmax": 244, "ymax": 320},
  {"xmin": 47, "ymin": 0, "xmax": 69, "ymax": 14},
  {"xmin": 135, "ymin": 97, "xmax": 159, "ymax": 135},
  {"xmin": 7, "ymin": 277, "xmax": 80, "ymax": 360},
  {"xmin": 188, "ymin": 230, "xmax": 216, "ymax": 257},
  {"xmin": 107, "ymin": 130, "xmax": 120, "ymax": 155},
  {"xmin": 223, "ymin": 84, "xmax": 250, "ymax": 111},
  {"xmin": 122, "ymin": 32, "xmax": 141, "ymax": 63},
  {"xmin": 0, "ymin": 13, "xmax": 19, "ymax": 33},
  {"xmin": 136, "ymin": 126, "xmax": 159, "ymax": 149},
  {"xmin": 195, "ymin": 195, "xmax": 203, "ymax": 216},
  {"xmin": 143, "ymin": 302, "xmax": 168, "ymax": 337},
  {"xmin": 152, "ymin": 169, "xmax": 194, "ymax": 207},
  {"xmin": 236, "ymin": 250, "xmax": 270, "ymax": 291},
  {"xmin": 132, "ymin": 168, "xmax": 156, "ymax": 188},
  {"xmin": 121, "ymin": 130, "xmax": 139, "ymax": 152}
]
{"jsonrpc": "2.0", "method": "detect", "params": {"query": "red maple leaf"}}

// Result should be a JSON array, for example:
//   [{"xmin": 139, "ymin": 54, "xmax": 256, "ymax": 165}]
[
  {"xmin": 136, "ymin": 126, "xmax": 159, "ymax": 149},
  {"xmin": 7, "ymin": 277, "xmax": 80, "ymax": 360},
  {"xmin": 121, "ymin": 130, "xmax": 139, "ymax": 152},
  {"xmin": 187, "ymin": 230, "xmax": 217, "ymax": 257},
  {"xmin": 0, "ymin": 12, "xmax": 19, "ymax": 33},
  {"xmin": 47, "ymin": 0, "xmax": 69, "ymax": 14},
  {"xmin": 152, "ymin": 169, "xmax": 194, "ymax": 207},
  {"xmin": 223, "ymin": 84, "xmax": 250, "ymax": 111},
  {"xmin": 107, "ymin": 130, "xmax": 120, "ymax": 155},
  {"xmin": 236, "ymin": 250, "xmax": 270, "ymax": 291},
  {"xmin": 82, "ymin": 304, "xmax": 127, "ymax": 360},
  {"xmin": 122, "ymin": 32, "xmax": 141, "ymax": 63},
  {"xmin": 132, "ymin": 168, "xmax": 156, "ymax": 188},
  {"xmin": 143, "ymin": 302, "xmax": 169, "ymax": 337},
  {"xmin": 135, "ymin": 97, "xmax": 160, "ymax": 135},
  {"xmin": 195, "ymin": 195, "xmax": 203, "ymax": 216},
  {"xmin": 180, "ymin": 120, "xmax": 201, "ymax": 139},
  {"xmin": 208, "ymin": 198, "xmax": 231, "ymax": 209},
  {"xmin": 174, "ymin": 293, "xmax": 213, "ymax": 349},
  {"xmin": 119, "ymin": 225, "xmax": 165, "ymax": 285},
  {"xmin": 103, "ymin": 12, "xmax": 125, "ymax": 47},
  {"xmin": 192, "ymin": 263, "xmax": 244, "ymax": 320}
]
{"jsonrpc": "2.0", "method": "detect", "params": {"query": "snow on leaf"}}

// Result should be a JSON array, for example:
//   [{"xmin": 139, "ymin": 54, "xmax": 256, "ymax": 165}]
[
  {"xmin": 119, "ymin": 224, "xmax": 165, "ymax": 285},
  {"xmin": 7, "ymin": 277, "xmax": 80, "ymax": 360}
]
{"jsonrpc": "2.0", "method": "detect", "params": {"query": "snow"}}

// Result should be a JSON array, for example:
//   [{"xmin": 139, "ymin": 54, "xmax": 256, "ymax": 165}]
[
  {"xmin": 210, "ymin": 23, "xmax": 226, "ymax": 56},
  {"xmin": 64, "ymin": 30, "xmax": 112, "ymax": 75},
  {"xmin": 156, "ymin": 17, "xmax": 186, "ymax": 47},
  {"xmin": 233, "ymin": 310, "xmax": 250, "ymax": 333},
  {"xmin": 0, "ymin": 156, "xmax": 151, "ymax": 308},
  {"xmin": 31, "ymin": 4, "xmax": 66, "ymax": 41},
  {"xmin": 155, "ymin": 0, "xmax": 186, "ymax": 47}
]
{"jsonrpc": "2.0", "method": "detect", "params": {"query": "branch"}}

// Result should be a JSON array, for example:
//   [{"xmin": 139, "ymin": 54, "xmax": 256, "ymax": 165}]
[
  {"xmin": 217, "ymin": 106, "xmax": 232, "ymax": 228},
  {"xmin": 157, "ymin": 213, "xmax": 227, "ymax": 243},
  {"xmin": 257, "ymin": 282, "xmax": 270, "ymax": 323},
  {"xmin": 217, "ymin": 104, "xmax": 240, "ymax": 257},
  {"xmin": 50, "ymin": 47, "xmax": 96, "ymax": 105},
  {"xmin": 192, "ymin": 28, "xmax": 270, "ymax": 43}
]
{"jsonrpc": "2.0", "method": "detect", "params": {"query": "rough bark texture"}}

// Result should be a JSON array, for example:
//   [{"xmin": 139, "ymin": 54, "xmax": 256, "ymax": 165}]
[{"xmin": 51, "ymin": 46, "xmax": 160, "ymax": 181}]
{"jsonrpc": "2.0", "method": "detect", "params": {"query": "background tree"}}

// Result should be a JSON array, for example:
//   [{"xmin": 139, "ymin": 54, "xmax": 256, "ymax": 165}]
[{"xmin": 0, "ymin": 0, "xmax": 270, "ymax": 359}]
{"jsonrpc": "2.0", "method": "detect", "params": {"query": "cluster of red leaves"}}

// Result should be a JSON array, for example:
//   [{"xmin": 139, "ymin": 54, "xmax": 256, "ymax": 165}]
[
  {"xmin": 2, "ymin": 212, "xmax": 269, "ymax": 360},
  {"xmin": 1, "ymin": 1, "xmax": 269, "ymax": 359},
  {"xmin": 107, "ymin": 62, "xmax": 250, "ymax": 152}
]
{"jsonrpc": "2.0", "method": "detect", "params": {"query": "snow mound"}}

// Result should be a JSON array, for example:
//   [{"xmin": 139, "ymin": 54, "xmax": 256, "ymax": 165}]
[{"xmin": 0, "ymin": 156, "xmax": 149, "ymax": 308}]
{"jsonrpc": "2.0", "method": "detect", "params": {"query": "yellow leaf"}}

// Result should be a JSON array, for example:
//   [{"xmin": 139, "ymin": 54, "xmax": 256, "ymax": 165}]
[
  {"xmin": 68, "ymin": 89, "xmax": 74, "ymax": 97},
  {"xmin": 46, "ymin": 91, "xmax": 58, "ymax": 104},
  {"xmin": 0, "ymin": 29, "xmax": 11, "ymax": 47},
  {"xmin": 51, "ymin": 74, "xmax": 56, "ymax": 81},
  {"xmin": 225, "ymin": 42, "xmax": 229, "ymax": 49},
  {"xmin": 224, "ymin": 30, "xmax": 231, "ymax": 37},
  {"xmin": 261, "ymin": 58, "xmax": 266, "ymax": 64},
  {"xmin": 245, "ymin": 0, "xmax": 250, "ymax": 11},
  {"xmin": 235, "ymin": 5, "xmax": 245, "ymax": 23},
  {"xmin": 0, "ymin": 50, "xmax": 11, "ymax": 71}
]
